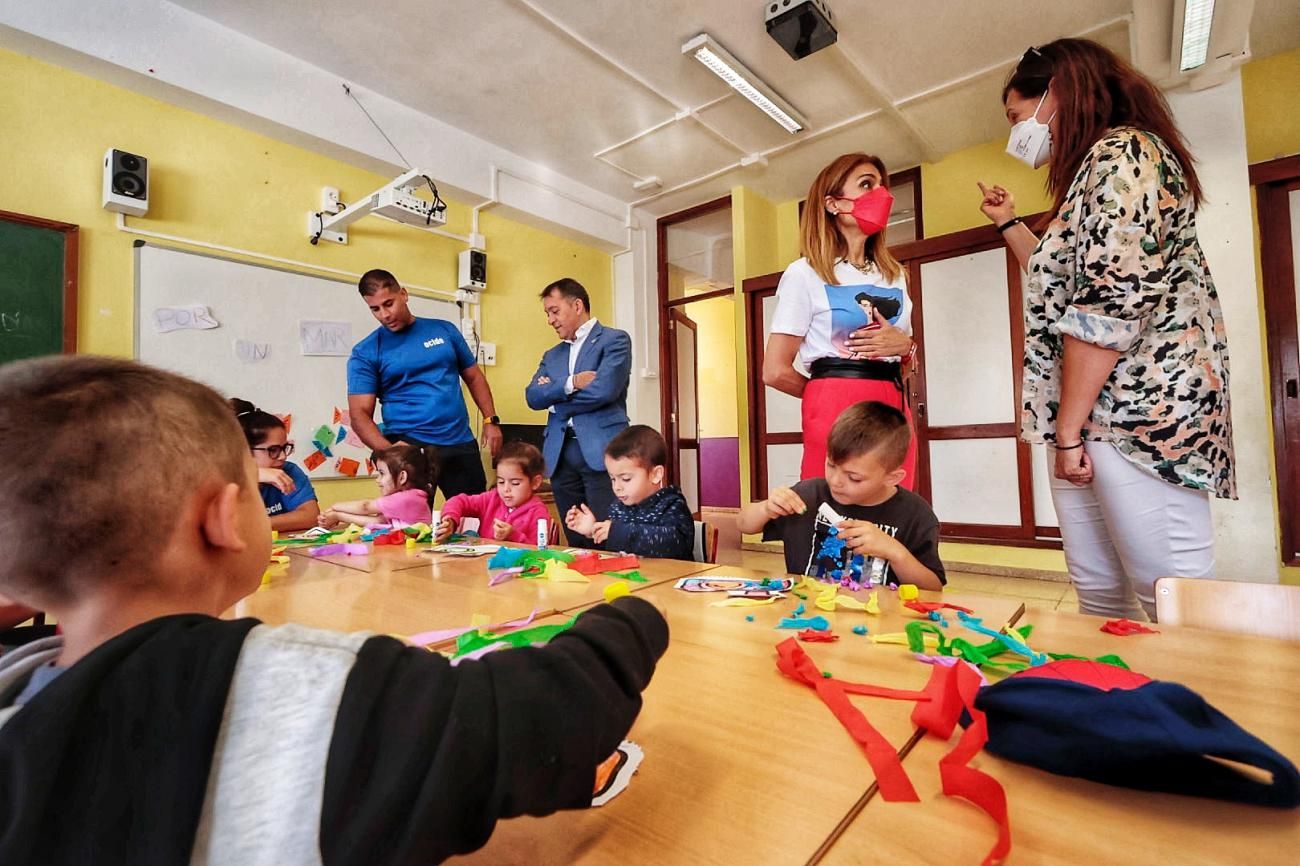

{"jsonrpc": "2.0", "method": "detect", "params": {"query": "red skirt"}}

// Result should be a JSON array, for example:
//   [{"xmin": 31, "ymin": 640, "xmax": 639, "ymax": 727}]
[{"xmin": 800, "ymin": 377, "xmax": 917, "ymax": 490}]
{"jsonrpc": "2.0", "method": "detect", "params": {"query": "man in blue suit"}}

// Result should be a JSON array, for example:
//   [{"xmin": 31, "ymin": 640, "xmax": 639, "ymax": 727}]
[{"xmin": 525, "ymin": 278, "xmax": 632, "ymax": 548}]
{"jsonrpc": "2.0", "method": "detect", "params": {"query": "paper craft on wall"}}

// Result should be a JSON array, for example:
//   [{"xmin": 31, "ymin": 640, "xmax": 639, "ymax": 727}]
[
  {"xmin": 234, "ymin": 339, "xmax": 271, "ymax": 363},
  {"xmin": 152, "ymin": 305, "xmax": 219, "ymax": 333},
  {"xmin": 335, "ymin": 457, "xmax": 360, "ymax": 477},
  {"xmin": 299, "ymin": 320, "xmax": 352, "ymax": 356}
]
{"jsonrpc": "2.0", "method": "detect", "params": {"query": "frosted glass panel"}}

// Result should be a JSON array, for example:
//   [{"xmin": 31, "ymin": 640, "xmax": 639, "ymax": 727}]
[
  {"xmin": 920, "ymin": 249, "xmax": 1014, "ymax": 427},
  {"xmin": 762, "ymin": 293, "xmax": 804, "ymax": 434},
  {"xmin": 679, "ymin": 449, "xmax": 700, "ymax": 514},
  {"xmin": 675, "ymin": 320, "xmax": 698, "ymax": 436},
  {"xmin": 767, "ymin": 443, "xmax": 803, "ymax": 493},
  {"xmin": 1031, "ymin": 443, "xmax": 1058, "ymax": 528},
  {"xmin": 928, "ymin": 438, "xmax": 1021, "ymax": 526}
]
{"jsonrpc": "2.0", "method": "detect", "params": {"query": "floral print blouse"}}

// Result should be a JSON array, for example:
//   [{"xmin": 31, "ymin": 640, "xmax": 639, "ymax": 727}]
[{"xmin": 1023, "ymin": 128, "xmax": 1236, "ymax": 498}]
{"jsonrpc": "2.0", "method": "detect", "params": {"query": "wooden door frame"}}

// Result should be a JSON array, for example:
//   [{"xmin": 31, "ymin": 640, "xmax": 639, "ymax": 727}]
[
  {"xmin": 742, "ymin": 273, "xmax": 796, "ymax": 500},
  {"xmin": 1251, "ymin": 154, "xmax": 1300, "ymax": 565},
  {"xmin": 666, "ymin": 308, "xmax": 702, "ymax": 511},
  {"xmin": 656, "ymin": 194, "xmax": 732, "ymax": 485},
  {"xmin": 0, "ymin": 209, "xmax": 79, "ymax": 353}
]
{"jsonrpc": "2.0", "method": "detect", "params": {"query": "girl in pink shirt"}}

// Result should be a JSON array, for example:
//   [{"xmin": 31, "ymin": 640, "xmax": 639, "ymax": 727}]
[
  {"xmin": 437, "ymin": 442, "xmax": 551, "ymax": 543},
  {"xmin": 318, "ymin": 443, "xmax": 435, "ymax": 528}
]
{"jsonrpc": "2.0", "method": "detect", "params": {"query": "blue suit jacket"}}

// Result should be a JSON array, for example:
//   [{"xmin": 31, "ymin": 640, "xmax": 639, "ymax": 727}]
[{"xmin": 525, "ymin": 322, "xmax": 632, "ymax": 475}]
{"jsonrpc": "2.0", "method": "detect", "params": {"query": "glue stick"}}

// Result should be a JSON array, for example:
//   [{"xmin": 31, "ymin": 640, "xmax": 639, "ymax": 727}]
[{"xmin": 537, "ymin": 518, "xmax": 548, "ymax": 549}]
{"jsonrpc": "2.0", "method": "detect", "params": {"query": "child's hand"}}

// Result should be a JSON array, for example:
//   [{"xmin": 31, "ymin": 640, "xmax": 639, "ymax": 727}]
[
  {"xmin": 434, "ymin": 517, "xmax": 456, "ymax": 542},
  {"xmin": 566, "ymin": 504, "xmax": 597, "ymax": 537},
  {"xmin": 491, "ymin": 518, "xmax": 513, "ymax": 541},
  {"xmin": 764, "ymin": 487, "xmax": 806, "ymax": 520},
  {"xmin": 592, "ymin": 520, "xmax": 611, "ymax": 545},
  {"xmin": 317, "ymin": 511, "xmax": 340, "ymax": 529},
  {"xmin": 837, "ymin": 519, "xmax": 901, "ymax": 560},
  {"xmin": 258, "ymin": 467, "xmax": 296, "ymax": 494}
]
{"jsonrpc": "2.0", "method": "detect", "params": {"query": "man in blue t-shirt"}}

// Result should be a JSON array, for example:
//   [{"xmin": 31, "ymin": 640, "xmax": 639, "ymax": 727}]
[{"xmin": 346, "ymin": 269, "xmax": 503, "ymax": 499}]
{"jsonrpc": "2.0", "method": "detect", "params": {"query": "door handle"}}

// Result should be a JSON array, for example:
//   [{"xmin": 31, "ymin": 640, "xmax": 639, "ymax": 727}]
[{"xmin": 1288, "ymin": 379, "xmax": 1298, "ymax": 399}]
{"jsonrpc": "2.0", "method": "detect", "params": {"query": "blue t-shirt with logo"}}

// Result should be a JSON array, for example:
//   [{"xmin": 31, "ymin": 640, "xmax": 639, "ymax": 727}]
[
  {"xmin": 346, "ymin": 317, "xmax": 477, "ymax": 445},
  {"xmin": 261, "ymin": 461, "xmax": 318, "ymax": 517}
]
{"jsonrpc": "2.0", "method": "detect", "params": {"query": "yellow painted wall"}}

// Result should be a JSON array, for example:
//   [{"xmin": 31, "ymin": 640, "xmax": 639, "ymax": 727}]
[
  {"xmin": 920, "ymin": 138, "xmax": 1054, "ymax": 237},
  {"xmin": 1241, "ymin": 48, "xmax": 1300, "ymax": 163},
  {"xmin": 685, "ymin": 295, "xmax": 738, "ymax": 438},
  {"xmin": 0, "ymin": 47, "xmax": 610, "ymax": 506}
]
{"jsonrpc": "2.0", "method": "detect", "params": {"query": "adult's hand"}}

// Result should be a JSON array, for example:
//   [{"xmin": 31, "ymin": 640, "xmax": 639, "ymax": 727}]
[
  {"xmin": 572, "ymin": 370, "xmax": 597, "ymax": 390},
  {"xmin": 977, "ymin": 181, "xmax": 1016, "ymax": 225},
  {"xmin": 481, "ymin": 422, "xmax": 503, "ymax": 459},
  {"xmin": 1054, "ymin": 444, "xmax": 1094, "ymax": 487},
  {"xmin": 849, "ymin": 310, "xmax": 912, "ymax": 359}
]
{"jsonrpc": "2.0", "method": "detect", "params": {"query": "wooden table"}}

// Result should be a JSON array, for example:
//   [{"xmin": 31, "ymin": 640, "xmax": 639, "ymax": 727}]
[
  {"xmin": 452, "ymin": 572, "xmax": 1025, "ymax": 865},
  {"xmin": 813, "ymin": 604, "xmax": 1300, "ymax": 865},
  {"xmin": 240, "ymin": 545, "xmax": 713, "ymax": 640}
]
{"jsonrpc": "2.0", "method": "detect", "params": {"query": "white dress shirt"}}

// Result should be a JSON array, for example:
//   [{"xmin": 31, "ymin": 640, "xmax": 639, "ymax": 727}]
[{"xmin": 550, "ymin": 318, "xmax": 598, "ymax": 425}]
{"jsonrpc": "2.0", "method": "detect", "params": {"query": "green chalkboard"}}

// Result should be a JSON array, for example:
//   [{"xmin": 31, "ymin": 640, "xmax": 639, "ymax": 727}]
[{"xmin": 0, "ymin": 210, "xmax": 78, "ymax": 364}]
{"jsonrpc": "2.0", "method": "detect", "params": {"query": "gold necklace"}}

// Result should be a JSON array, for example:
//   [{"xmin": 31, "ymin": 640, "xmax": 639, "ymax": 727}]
[{"xmin": 841, "ymin": 257, "xmax": 874, "ymax": 274}]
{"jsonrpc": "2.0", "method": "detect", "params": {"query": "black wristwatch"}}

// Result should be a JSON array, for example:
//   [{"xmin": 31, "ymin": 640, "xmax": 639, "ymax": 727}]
[{"xmin": 484, "ymin": 415, "xmax": 501, "ymax": 425}]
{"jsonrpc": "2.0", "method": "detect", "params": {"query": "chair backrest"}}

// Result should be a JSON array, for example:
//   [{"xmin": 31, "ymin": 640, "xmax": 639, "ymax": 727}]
[
  {"xmin": 1155, "ymin": 577, "xmax": 1300, "ymax": 641},
  {"xmin": 693, "ymin": 520, "xmax": 719, "ymax": 564}
]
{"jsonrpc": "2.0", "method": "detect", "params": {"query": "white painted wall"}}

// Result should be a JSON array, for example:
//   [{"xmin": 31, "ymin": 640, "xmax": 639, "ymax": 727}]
[
  {"xmin": 614, "ymin": 208, "xmax": 662, "ymax": 427},
  {"xmin": 1168, "ymin": 72, "xmax": 1281, "ymax": 580}
]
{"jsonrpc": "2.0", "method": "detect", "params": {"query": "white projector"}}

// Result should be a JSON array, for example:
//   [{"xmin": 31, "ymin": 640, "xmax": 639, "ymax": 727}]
[{"xmin": 369, "ymin": 186, "xmax": 447, "ymax": 228}]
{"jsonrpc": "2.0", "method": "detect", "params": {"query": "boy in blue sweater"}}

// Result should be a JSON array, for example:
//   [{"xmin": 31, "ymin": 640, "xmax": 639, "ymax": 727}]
[{"xmin": 566, "ymin": 425, "xmax": 695, "ymax": 560}]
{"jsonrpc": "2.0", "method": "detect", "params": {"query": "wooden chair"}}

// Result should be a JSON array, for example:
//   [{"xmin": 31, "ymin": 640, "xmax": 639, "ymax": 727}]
[
  {"xmin": 692, "ymin": 520, "xmax": 720, "ymax": 564},
  {"xmin": 1154, "ymin": 577, "xmax": 1300, "ymax": 641}
]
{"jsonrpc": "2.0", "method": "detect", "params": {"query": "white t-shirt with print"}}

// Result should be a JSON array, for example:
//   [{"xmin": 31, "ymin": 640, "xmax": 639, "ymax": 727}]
[{"xmin": 769, "ymin": 258, "xmax": 912, "ymax": 370}]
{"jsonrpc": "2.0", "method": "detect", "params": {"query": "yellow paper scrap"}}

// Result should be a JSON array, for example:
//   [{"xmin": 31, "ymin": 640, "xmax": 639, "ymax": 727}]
[
  {"xmin": 543, "ymin": 558, "xmax": 590, "ymax": 583},
  {"xmin": 271, "ymin": 530, "xmax": 279, "ymax": 542},
  {"xmin": 865, "ymin": 590, "xmax": 880, "ymax": 614},
  {"xmin": 408, "ymin": 522, "xmax": 432, "ymax": 537},
  {"xmin": 604, "ymin": 581, "xmax": 631, "ymax": 603},
  {"xmin": 270, "ymin": 546, "xmax": 286, "ymax": 556},
  {"xmin": 898, "ymin": 584, "xmax": 919, "ymax": 601},
  {"xmin": 335, "ymin": 523, "xmax": 365, "ymax": 543},
  {"xmin": 260, "ymin": 568, "xmax": 272, "ymax": 586},
  {"xmin": 270, "ymin": 555, "xmax": 290, "ymax": 566},
  {"xmin": 871, "ymin": 630, "xmax": 938, "ymax": 646},
  {"xmin": 405, "ymin": 536, "xmax": 416, "ymax": 549},
  {"xmin": 709, "ymin": 596, "xmax": 779, "ymax": 608}
]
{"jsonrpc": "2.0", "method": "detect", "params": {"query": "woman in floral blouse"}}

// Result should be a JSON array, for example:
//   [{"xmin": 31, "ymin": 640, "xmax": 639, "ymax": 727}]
[{"xmin": 978, "ymin": 38, "xmax": 1235, "ymax": 621}]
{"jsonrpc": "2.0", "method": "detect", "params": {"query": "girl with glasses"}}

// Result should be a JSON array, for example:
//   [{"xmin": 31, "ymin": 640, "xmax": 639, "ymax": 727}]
[{"xmin": 230, "ymin": 397, "xmax": 320, "ymax": 531}]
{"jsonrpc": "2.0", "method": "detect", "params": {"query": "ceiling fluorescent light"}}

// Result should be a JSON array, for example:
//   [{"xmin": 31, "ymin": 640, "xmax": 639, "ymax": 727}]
[
  {"xmin": 682, "ymin": 34, "xmax": 807, "ymax": 134},
  {"xmin": 1179, "ymin": 0, "xmax": 1216, "ymax": 71}
]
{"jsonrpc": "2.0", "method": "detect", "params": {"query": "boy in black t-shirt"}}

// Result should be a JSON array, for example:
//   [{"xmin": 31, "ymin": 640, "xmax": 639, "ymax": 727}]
[{"xmin": 737, "ymin": 401, "xmax": 945, "ymax": 590}]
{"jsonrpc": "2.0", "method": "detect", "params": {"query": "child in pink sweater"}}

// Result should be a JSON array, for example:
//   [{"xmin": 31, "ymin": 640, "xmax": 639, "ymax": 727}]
[{"xmin": 437, "ymin": 442, "xmax": 550, "ymax": 543}]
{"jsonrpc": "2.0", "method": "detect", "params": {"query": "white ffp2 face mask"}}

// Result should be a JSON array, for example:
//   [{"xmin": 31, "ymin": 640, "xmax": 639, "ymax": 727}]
[{"xmin": 1006, "ymin": 92, "xmax": 1054, "ymax": 169}]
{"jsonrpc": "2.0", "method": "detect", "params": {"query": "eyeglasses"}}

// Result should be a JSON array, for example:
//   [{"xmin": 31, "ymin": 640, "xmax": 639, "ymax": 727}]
[{"xmin": 252, "ymin": 442, "xmax": 295, "ymax": 459}]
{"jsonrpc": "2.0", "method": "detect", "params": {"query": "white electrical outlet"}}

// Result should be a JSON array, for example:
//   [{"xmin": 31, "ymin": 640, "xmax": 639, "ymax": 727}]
[
  {"xmin": 321, "ymin": 186, "xmax": 341, "ymax": 213},
  {"xmin": 478, "ymin": 342, "xmax": 497, "ymax": 366}
]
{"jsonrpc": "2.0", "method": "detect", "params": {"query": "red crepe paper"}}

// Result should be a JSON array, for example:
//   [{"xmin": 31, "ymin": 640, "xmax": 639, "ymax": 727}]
[
  {"xmin": 1009, "ymin": 658, "xmax": 1152, "ymax": 692},
  {"xmin": 905, "ymin": 600, "xmax": 975, "ymax": 616},
  {"xmin": 372, "ymin": 529, "xmax": 407, "ymax": 546},
  {"xmin": 1100, "ymin": 618, "xmax": 1159, "ymax": 636},
  {"xmin": 566, "ymin": 552, "xmax": 641, "ymax": 575},
  {"xmin": 777, "ymin": 639, "xmax": 1012, "ymax": 866},
  {"xmin": 796, "ymin": 629, "xmax": 839, "ymax": 642}
]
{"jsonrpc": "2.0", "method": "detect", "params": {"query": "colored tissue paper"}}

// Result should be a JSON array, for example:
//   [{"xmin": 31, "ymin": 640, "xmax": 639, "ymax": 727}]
[
  {"xmin": 303, "ymin": 449, "xmax": 327, "ymax": 471},
  {"xmin": 488, "ymin": 567, "xmax": 524, "ymax": 586},
  {"xmin": 407, "ymin": 608, "xmax": 542, "ymax": 649},
  {"xmin": 905, "ymin": 600, "xmax": 975, "ymax": 616},
  {"xmin": 309, "ymin": 543, "xmax": 369, "ymax": 557},
  {"xmin": 1100, "ymin": 618, "xmax": 1159, "ymax": 636},
  {"xmin": 792, "ymin": 602, "xmax": 807, "ymax": 617},
  {"xmin": 596, "ymin": 554, "xmax": 640, "ymax": 574},
  {"xmin": 543, "ymin": 558, "xmax": 590, "ymax": 583},
  {"xmin": 776, "ymin": 615, "xmax": 831, "ymax": 631},
  {"xmin": 335, "ymin": 426, "xmax": 347, "ymax": 444},
  {"xmin": 365, "ymin": 458, "xmax": 375, "ymax": 475},
  {"xmin": 335, "ymin": 457, "xmax": 361, "ymax": 477},
  {"xmin": 609, "ymin": 569, "xmax": 647, "ymax": 583},
  {"xmin": 603, "ymin": 581, "xmax": 631, "ymax": 603},
  {"xmin": 373, "ymin": 529, "xmax": 408, "ymax": 546},
  {"xmin": 332, "ymin": 407, "xmax": 343, "ymax": 424},
  {"xmin": 334, "ymin": 524, "xmax": 365, "ymax": 543},
  {"xmin": 488, "ymin": 547, "xmax": 530, "ymax": 569},
  {"xmin": 797, "ymin": 629, "xmax": 839, "ymax": 643},
  {"xmin": 312, "ymin": 424, "xmax": 333, "ymax": 447}
]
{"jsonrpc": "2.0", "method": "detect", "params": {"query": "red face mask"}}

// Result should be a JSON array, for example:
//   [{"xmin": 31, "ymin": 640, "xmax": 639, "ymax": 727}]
[{"xmin": 833, "ymin": 186, "xmax": 894, "ymax": 236}]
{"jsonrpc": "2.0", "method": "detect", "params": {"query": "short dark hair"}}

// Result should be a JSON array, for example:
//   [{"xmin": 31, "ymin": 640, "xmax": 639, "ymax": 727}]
[
  {"xmin": 605, "ymin": 424, "xmax": 668, "ymax": 469},
  {"xmin": 826, "ymin": 401, "xmax": 910, "ymax": 470},
  {"xmin": 540, "ymin": 277, "xmax": 591, "ymax": 314},
  {"xmin": 229, "ymin": 397, "xmax": 285, "ymax": 447},
  {"xmin": 494, "ymin": 440, "xmax": 544, "ymax": 478},
  {"xmin": 0, "ymin": 356, "xmax": 248, "ymax": 603},
  {"xmin": 358, "ymin": 268, "xmax": 400, "ymax": 297},
  {"xmin": 372, "ymin": 442, "xmax": 439, "ymax": 506}
]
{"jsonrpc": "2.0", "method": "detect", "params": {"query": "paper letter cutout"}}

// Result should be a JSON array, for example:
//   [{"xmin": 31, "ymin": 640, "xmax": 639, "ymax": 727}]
[
  {"xmin": 152, "ymin": 305, "xmax": 220, "ymax": 333},
  {"xmin": 299, "ymin": 320, "xmax": 353, "ymax": 356}
]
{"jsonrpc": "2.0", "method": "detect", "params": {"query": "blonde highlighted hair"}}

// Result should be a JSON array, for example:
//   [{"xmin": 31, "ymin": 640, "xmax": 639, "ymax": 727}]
[{"xmin": 799, "ymin": 153, "xmax": 902, "ymax": 286}]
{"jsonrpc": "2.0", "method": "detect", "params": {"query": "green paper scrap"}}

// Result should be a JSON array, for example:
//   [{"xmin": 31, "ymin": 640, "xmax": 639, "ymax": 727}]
[
  {"xmin": 904, "ymin": 621, "xmax": 1129, "ymax": 674},
  {"xmin": 607, "ymin": 569, "xmax": 647, "ymax": 583},
  {"xmin": 452, "ymin": 616, "xmax": 579, "ymax": 658},
  {"xmin": 312, "ymin": 424, "xmax": 333, "ymax": 446}
]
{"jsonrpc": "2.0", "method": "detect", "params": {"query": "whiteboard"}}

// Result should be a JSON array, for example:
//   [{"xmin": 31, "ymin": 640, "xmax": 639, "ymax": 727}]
[{"xmin": 135, "ymin": 242, "xmax": 459, "ymax": 480}]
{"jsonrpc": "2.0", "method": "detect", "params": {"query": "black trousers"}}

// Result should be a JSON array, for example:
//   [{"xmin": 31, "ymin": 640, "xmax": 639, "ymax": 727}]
[
  {"xmin": 550, "ymin": 428, "xmax": 616, "ymax": 549},
  {"xmin": 394, "ymin": 436, "xmax": 487, "ymax": 501}
]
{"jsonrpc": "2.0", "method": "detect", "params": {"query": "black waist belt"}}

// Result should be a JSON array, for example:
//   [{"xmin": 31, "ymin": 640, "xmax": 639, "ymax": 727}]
[{"xmin": 809, "ymin": 357, "xmax": 902, "ymax": 388}]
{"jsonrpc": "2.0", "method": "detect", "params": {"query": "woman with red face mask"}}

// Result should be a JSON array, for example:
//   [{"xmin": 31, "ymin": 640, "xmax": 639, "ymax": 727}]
[{"xmin": 762, "ymin": 153, "xmax": 918, "ymax": 487}]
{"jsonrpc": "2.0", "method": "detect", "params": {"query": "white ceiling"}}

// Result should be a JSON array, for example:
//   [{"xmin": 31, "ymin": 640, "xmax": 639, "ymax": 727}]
[{"xmin": 167, "ymin": 0, "xmax": 1299, "ymax": 216}]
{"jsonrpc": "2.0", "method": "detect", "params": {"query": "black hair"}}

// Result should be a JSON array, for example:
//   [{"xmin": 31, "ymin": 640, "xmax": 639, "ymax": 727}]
[
  {"xmin": 373, "ymin": 442, "xmax": 439, "ymax": 506},
  {"xmin": 540, "ymin": 277, "xmax": 591, "ymax": 315},
  {"xmin": 229, "ymin": 397, "xmax": 285, "ymax": 447},
  {"xmin": 358, "ymin": 268, "xmax": 400, "ymax": 297},
  {"xmin": 852, "ymin": 293, "xmax": 901, "ymax": 319}
]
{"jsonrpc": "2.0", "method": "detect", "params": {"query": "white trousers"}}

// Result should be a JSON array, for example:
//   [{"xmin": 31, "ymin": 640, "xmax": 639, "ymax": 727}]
[{"xmin": 1049, "ymin": 442, "xmax": 1214, "ymax": 621}]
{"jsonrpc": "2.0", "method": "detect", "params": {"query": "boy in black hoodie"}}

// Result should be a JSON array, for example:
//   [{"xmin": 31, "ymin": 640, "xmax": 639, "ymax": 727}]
[
  {"xmin": 565, "ymin": 425, "xmax": 695, "ymax": 560},
  {"xmin": 0, "ymin": 356, "xmax": 668, "ymax": 866}
]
